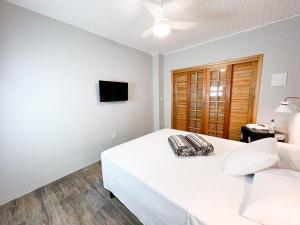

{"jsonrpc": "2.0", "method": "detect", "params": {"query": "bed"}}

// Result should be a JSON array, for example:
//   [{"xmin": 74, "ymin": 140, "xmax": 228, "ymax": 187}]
[{"xmin": 101, "ymin": 128, "xmax": 259, "ymax": 225}]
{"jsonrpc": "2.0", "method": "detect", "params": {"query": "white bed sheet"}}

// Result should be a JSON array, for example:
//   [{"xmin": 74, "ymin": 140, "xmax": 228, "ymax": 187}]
[{"xmin": 101, "ymin": 129, "xmax": 259, "ymax": 225}]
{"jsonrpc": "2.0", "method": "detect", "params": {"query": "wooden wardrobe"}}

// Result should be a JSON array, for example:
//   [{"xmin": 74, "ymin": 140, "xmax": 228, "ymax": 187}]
[{"xmin": 172, "ymin": 55, "xmax": 263, "ymax": 141}]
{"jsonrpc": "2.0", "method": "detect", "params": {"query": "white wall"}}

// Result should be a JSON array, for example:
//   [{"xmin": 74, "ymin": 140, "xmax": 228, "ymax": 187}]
[
  {"xmin": 159, "ymin": 55, "xmax": 164, "ymax": 128},
  {"xmin": 0, "ymin": 2, "xmax": 153, "ymax": 205},
  {"xmin": 297, "ymin": 63, "xmax": 300, "ymax": 98},
  {"xmin": 152, "ymin": 55, "xmax": 159, "ymax": 130},
  {"xmin": 152, "ymin": 54, "xmax": 164, "ymax": 130},
  {"xmin": 163, "ymin": 16, "xmax": 300, "ymax": 132}
]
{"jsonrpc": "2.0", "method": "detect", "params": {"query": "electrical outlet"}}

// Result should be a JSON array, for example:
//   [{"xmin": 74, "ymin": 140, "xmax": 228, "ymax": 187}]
[{"xmin": 110, "ymin": 132, "xmax": 117, "ymax": 140}]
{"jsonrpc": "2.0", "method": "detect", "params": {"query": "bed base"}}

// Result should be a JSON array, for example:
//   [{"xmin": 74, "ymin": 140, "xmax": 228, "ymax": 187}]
[{"xmin": 109, "ymin": 191, "xmax": 115, "ymax": 199}]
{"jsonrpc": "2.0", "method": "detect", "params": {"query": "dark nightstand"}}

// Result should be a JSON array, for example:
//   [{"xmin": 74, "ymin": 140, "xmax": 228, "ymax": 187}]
[{"xmin": 240, "ymin": 126, "xmax": 285, "ymax": 143}]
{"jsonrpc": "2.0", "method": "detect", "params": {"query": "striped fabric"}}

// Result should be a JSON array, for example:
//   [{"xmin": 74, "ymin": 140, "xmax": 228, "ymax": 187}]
[
  {"xmin": 185, "ymin": 133, "xmax": 214, "ymax": 156},
  {"xmin": 168, "ymin": 135, "xmax": 196, "ymax": 157}
]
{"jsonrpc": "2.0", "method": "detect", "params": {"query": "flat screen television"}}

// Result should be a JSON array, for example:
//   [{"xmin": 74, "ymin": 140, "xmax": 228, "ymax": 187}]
[{"xmin": 99, "ymin": 80, "xmax": 128, "ymax": 102}]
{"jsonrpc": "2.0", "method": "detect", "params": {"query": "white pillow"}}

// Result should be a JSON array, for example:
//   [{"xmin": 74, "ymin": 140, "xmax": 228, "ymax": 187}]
[
  {"xmin": 275, "ymin": 142, "xmax": 300, "ymax": 171},
  {"xmin": 224, "ymin": 138, "xmax": 278, "ymax": 176},
  {"xmin": 243, "ymin": 169, "xmax": 300, "ymax": 225}
]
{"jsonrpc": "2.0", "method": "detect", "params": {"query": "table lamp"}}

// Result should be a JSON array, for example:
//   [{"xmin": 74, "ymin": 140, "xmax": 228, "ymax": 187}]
[{"xmin": 275, "ymin": 97, "xmax": 300, "ymax": 145}]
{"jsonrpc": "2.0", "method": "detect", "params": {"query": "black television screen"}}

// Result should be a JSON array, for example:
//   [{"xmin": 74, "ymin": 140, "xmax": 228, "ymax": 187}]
[{"xmin": 99, "ymin": 81, "xmax": 128, "ymax": 102}]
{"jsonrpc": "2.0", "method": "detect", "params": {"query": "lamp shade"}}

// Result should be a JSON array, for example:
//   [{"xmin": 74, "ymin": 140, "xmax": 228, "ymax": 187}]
[
  {"xmin": 275, "ymin": 101, "xmax": 293, "ymax": 113},
  {"xmin": 288, "ymin": 113, "xmax": 300, "ymax": 145}
]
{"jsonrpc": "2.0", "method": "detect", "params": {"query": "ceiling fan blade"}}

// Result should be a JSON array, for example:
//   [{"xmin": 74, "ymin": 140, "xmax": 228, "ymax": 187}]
[
  {"xmin": 142, "ymin": 0, "xmax": 164, "ymax": 18},
  {"xmin": 170, "ymin": 21, "xmax": 197, "ymax": 30},
  {"xmin": 141, "ymin": 27, "xmax": 153, "ymax": 39}
]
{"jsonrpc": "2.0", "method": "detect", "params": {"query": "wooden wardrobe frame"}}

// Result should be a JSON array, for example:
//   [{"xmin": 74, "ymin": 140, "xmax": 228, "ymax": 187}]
[{"xmin": 171, "ymin": 54, "xmax": 264, "ymax": 136}]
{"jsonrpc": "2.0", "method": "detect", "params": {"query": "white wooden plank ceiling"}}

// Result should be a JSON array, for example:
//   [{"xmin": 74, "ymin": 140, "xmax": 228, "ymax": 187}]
[{"xmin": 6, "ymin": 0, "xmax": 300, "ymax": 54}]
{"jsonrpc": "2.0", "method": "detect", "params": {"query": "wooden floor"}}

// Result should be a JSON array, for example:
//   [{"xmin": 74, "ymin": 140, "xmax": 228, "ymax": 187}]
[{"xmin": 0, "ymin": 162, "xmax": 142, "ymax": 225}]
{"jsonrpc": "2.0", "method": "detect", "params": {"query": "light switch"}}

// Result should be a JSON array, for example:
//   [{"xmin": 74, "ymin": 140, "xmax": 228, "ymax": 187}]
[
  {"xmin": 110, "ymin": 131, "xmax": 117, "ymax": 140},
  {"xmin": 271, "ymin": 73, "xmax": 287, "ymax": 87}
]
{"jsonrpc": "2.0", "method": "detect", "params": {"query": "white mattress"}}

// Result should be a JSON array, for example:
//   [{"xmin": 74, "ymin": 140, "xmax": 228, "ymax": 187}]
[{"xmin": 101, "ymin": 129, "xmax": 259, "ymax": 225}]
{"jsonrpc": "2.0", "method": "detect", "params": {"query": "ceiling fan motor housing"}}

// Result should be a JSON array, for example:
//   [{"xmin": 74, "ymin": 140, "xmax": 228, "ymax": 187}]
[{"xmin": 153, "ymin": 18, "xmax": 171, "ymax": 37}]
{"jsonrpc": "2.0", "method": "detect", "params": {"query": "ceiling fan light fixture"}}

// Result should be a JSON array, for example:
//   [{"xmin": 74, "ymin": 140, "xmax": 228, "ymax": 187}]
[{"xmin": 153, "ymin": 19, "xmax": 171, "ymax": 37}]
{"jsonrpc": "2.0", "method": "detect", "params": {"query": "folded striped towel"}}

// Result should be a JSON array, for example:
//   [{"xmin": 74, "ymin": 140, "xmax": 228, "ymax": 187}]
[
  {"xmin": 168, "ymin": 135, "xmax": 196, "ymax": 157},
  {"xmin": 185, "ymin": 133, "xmax": 214, "ymax": 156}
]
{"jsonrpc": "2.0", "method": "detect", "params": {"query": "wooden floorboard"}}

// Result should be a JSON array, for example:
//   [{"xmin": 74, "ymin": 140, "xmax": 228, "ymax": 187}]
[{"xmin": 0, "ymin": 162, "xmax": 143, "ymax": 225}]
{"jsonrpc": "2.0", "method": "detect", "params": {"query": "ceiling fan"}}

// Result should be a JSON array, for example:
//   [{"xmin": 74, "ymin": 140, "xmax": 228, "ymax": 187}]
[{"xmin": 141, "ymin": 0, "xmax": 197, "ymax": 38}]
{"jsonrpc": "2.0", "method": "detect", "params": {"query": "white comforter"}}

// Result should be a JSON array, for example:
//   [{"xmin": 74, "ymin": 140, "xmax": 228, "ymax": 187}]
[{"xmin": 101, "ymin": 129, "xmax": 259, "ymax": 225}]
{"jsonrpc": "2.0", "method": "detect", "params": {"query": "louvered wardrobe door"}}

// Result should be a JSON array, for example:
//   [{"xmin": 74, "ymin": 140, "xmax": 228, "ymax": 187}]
[
  {"xmin": 229, "ymin": 61, "xmax": 258, "ymax": 140},
  {"xmin": 188, "ymin": 70, "xmax": 206, "ymax": 133},
  {"xmin": 172, "ymin": 72, "xmax": 189, "ymax": 131},
  {"xmin": 205, "ymin": 66, "xmax": 231, "ymax": 138}
]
